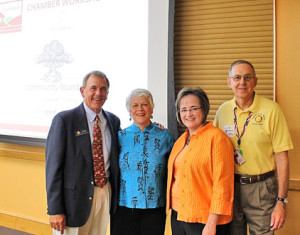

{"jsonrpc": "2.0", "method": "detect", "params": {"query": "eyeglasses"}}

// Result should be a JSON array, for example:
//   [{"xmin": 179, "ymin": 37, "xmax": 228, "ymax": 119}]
[
  {"xmin": 231, "ymin": 75, "xmax": 255, "ymax": 82},
  {"xmin": 179, "ymin": 107, "xmax": 202, "ymax": 113}
]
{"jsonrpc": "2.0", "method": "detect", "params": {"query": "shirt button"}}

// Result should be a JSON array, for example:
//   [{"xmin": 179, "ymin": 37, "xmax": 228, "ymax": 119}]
[{"xmin": 89, "ymin": 197, "xmax": 92, "ymax": 200}]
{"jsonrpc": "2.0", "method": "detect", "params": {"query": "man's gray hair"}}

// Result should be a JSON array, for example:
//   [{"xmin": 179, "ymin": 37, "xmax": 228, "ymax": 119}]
[
  {"xmin": 81, "ymin": 70, "xmax": 110, "ymax": 88},
  {"xmin": 229, "ymin": 60, "xmax": 256, "ymax": 78}
]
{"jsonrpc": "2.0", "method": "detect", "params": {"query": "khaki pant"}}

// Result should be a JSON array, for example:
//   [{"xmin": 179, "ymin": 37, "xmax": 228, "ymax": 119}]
[
  {"xmin": 230, "ymin": 176, "xmax": 278, "ymax": 235},
  {"xmin": 53, "ymin": 182, "xmax": 111, "ymax": 235}
]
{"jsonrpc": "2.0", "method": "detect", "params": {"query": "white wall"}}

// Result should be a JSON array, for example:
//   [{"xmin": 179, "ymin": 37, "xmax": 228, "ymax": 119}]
[{"xmin": 148, "ymin": 0, "xmax": 169, "ymax": 127}]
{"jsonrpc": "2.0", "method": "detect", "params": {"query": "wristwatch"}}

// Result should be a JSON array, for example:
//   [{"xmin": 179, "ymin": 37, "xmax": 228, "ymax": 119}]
[{"xmin": 276, "ymin": 197, "xmax": 288, "ymax": 205}]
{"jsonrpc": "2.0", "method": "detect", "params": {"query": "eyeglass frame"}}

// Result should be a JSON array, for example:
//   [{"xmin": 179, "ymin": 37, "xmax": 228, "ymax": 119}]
[
  {"xmin": 179, "ymin": 107, "xmax": 202, "ymax": 114},
  {"xmin": 230, "ymin": 74, "xmax": 256, "ymax": 82}
]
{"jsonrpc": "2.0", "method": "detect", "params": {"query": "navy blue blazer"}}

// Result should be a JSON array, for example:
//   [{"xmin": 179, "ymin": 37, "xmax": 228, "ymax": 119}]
[{"xmin": 45, "ymin": 103, "xmax": 120, "ymax": 227}]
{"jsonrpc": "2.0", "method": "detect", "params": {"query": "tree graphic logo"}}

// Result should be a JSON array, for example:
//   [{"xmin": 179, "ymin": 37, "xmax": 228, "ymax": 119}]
[{"xmin": 36, "ymin": 40, "xmax": 73, "ymax": 82}]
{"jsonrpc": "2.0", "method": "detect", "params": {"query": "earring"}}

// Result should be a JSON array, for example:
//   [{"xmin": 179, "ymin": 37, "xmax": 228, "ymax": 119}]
[{"xmin": 129, "ymin": 117, "xmax": 132, "ymax": 121}]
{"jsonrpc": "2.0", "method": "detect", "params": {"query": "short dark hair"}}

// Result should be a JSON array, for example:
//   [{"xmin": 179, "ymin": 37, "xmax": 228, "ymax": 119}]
[
  {"xmin": 229, "ymin": 60, "xmax": 256, "ymax": 78},
  {"xmin": 81, "ymin": 70, "xmax": 110, "ymax": 89},
  {"xmin": 175, "ymin": 87, "xmax": 210, "ymax": 127}
]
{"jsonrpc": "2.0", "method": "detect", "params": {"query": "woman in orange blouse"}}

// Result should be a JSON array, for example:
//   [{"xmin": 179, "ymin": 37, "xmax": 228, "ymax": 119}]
[{"xmin": 166, "ymin": 87, "xmax": 234, "ymax": 235}]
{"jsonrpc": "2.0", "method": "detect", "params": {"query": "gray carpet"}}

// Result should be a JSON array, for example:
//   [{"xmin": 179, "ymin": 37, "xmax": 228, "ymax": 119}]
[{"xmin": 0, "ymin": 226, "xmax": 32, "ymax": 235}]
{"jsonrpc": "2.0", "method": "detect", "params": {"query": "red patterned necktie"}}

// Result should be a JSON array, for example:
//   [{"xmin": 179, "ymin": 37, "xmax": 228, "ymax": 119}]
[{"xmin": 92, "ymin": 115, "xmax": 107, "ymax": 188}]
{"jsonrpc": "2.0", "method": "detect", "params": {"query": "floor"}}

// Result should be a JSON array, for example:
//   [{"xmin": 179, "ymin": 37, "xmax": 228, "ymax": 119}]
[{"xmin": 0, "ymin": 226, "xmax": 32, "ymax": 235}]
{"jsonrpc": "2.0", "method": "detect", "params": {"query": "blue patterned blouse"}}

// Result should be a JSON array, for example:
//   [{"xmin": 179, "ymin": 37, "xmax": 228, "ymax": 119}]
[{"xmin": 118, "ymin": 122, "xmax": 174, "ymax": 209}]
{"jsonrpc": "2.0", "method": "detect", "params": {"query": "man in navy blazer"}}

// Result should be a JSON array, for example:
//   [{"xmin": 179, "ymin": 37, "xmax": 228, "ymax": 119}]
[{"xmin": 46, "ymin": 70, "xmax": 120, "ymax": 234}]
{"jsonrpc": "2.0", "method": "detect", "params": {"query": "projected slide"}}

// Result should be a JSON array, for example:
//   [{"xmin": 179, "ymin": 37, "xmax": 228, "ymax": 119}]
[{"xmin": 0, "ymin": 0, "xmax": 148, "ymax": 139}]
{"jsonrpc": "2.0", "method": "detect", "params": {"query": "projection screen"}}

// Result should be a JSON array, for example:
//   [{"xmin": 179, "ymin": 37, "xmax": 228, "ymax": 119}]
[{"xmin": 0, "ymin": 0, "xmax": 149, "ymax": 144}]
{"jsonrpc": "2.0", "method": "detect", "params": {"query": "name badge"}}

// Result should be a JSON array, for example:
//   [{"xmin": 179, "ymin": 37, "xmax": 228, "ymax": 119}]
[
  {"xmin": 234, "ymin": 149, "xmax": 246, "ymax": 166},
  {"xmin": 75, "ymin": 129, "xmax": 89, "ymax": 137},
  {"xmin": 224, "ymin": 125, "xmax": 235, "ymax": 137}
]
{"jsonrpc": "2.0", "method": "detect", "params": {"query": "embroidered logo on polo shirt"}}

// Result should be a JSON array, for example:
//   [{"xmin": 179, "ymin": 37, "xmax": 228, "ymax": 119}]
[{"xmin": 252, "ymin": 113, "xmax": 265, "ymax": 125}]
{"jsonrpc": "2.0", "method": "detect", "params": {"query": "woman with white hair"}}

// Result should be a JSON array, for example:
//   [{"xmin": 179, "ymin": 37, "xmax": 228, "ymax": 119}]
[{"xmin": 111, "ymin": 88, "xmax": 174, "ymax": 235}]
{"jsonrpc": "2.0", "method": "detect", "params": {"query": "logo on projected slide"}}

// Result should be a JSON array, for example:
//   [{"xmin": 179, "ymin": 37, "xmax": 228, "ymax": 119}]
[
  {"xmin": 36, "ymin": 40, "xmax": 73, "ymax": 82},
  {"xmin": 0, "ymin": 0, "xmax": 22, "ymax": 34}
]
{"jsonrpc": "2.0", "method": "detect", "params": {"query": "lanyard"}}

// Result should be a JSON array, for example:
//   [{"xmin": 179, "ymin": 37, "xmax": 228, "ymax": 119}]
[{"xmin": 233, "ymin": 107, "xmax": 252, "ymax": 149}]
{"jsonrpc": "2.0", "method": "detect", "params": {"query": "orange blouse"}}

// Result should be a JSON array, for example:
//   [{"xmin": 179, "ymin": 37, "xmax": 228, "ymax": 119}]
[
  {"xmin": 170, "ymin": 146, "xmax": 188, "ymax": 211},
  {"xmin": 166, "ymin": 122, "xmax": 234, "ymax": 224}
]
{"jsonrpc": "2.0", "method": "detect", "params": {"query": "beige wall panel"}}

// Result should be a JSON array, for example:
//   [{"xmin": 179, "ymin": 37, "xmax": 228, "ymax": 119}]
[
  {"xmin": 276, "ymin": 7, "xmax": 300, "ymax": 233},
  {"xmin": 276, "ymin": 0, "xmax": 300, "ymax": 180}
]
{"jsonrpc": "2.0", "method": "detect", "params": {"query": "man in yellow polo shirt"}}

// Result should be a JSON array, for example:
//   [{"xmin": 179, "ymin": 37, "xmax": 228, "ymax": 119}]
[{"xmin": 213, "ymin": 60, "xmax": 293, "ymax": 235}]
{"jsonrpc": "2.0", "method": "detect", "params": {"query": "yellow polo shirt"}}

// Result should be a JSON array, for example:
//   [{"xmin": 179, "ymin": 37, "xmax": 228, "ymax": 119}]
[{"xmin": 213, "ymin": 94, "xmax": 293, "ymax": 175}]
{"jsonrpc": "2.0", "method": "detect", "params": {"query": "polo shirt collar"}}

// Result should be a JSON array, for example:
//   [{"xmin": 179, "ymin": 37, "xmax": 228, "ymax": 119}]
[{"xmin": 230, "ymin": 92, "xmax": 260, "ymax": 113}]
